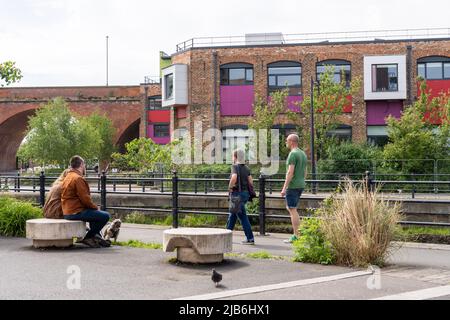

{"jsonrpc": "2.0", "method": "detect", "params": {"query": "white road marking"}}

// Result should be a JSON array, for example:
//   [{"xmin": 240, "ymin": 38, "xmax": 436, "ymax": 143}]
[
  {"xmin": 373, "ymin": 285, "xmax": 450, "ymax": 300},
  {"xmin": 174, "ymin": 270, "xmax": 372, "ymax": 300}
]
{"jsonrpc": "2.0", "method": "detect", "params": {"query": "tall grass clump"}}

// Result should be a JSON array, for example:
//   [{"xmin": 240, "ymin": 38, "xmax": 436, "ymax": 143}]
[
  {"xmin": 320, "ymin": 179, "xmax": 402, "ymax": 267},
  {"xmin": 0, "ymin": 196, "xmax": 43, "ymax": 237}
]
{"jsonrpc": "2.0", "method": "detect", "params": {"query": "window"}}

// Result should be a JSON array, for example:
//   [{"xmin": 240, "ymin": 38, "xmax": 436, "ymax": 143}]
[
  {"xmin": 317, "ymin": 60, "xmax": 351, "ymax": 87},
  {"xmin": 220, "ymin": 63, "xmax": 253, "ymax": 85},
  {"xmin": 154, "ymin": 124, "xmax": 170, "ymax": 137},
  {"xmin": 268, "ymin": 61, "xmax": 302, "ymax": 95},
  {"xmin": 165, "ymin": 74, "xmax": 174, "ymax": 99},
  {"xmin": 417, "ymin": 56, "xmax": 450, "ymax": 80},
  {"xmin": 367, "ymin": 126, "xmax": 389, "ymax": 147},
  {"xmin": 148, "ymin": 95, "xmax": 162, "ymax": 110},
  {"xmin": 326, "ymin": 125, "xmax": 352, "ymax": 142},
  {"xmin": 221, "ymin": 126, "xmax": 252, "ymax": 162},
  {"xmin": 372, "ymin": 64, "xmax": 398, "ymax": 92}
]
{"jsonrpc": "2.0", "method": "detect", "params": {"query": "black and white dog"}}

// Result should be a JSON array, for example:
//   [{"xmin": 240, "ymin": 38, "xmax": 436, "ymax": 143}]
[{"xmin": 103, "ymin": 219, "xmax": 122, "ymax": 242}]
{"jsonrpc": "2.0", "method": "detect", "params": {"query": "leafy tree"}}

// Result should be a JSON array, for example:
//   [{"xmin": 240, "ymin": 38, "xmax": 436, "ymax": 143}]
[
  {"xmin": 288, "ymin": 66, "xmax": 361, "ymax": 160},
  {"xmin": 383, "ymin": 79, "xmax": 450, "ymax": 174},
  {"xmin": 111, "ymin": 138, "xmax": 178, "ymax": 173},
  {"xmin": 18, "ymin": 98, "xmax": 115, "ymax": 169},
  {"xmin": 0, "ymin": 61, "xmax": 22, "ymax": 86},
  {"xmin": 249, "ymin": 89, "xmax": 291, "ymax": 159},
  {"xmin": 84, "ymin": 112, "xmax": 116, "ymax": 168}
]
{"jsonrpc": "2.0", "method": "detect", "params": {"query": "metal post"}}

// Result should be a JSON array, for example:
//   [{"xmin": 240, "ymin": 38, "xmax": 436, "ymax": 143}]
[
  {"xmin": 39, "ymin": 171, "xmax": 45, "ymax": 207},
  {"xmin": 17, "ymin": 172, "xmax": 20, "ymax": 192},
  {"xmin": 259, "ymin": 175, "xmax": 267, "ymax": 236},
  {"xmin": 172, "ymin": 171, "xmax": 179, "ymax": 228},
  {"xmin": 100, "ymin": 171, "xmax": 107, "ymax": 211},
  {"xmin": 365, "ymin": 171, "xmax": 374, "ymax": 193},
  {"xmin": 310, "ymin": 77, "xmax": 317, "ymax": 194}
]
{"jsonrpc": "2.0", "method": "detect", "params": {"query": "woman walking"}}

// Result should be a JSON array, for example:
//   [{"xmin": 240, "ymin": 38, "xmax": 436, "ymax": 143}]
[{"xmin": 226, "ymin": 149, "xmax": 255, "ymax": 245}]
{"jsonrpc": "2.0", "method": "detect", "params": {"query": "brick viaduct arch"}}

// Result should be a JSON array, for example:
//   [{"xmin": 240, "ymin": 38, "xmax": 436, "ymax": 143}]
[{"xmin": 0, "ymin": 86, "xmax": 154, "ymax": 172}]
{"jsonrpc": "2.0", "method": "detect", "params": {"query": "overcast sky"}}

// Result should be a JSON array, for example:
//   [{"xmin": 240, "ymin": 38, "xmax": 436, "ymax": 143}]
[{"xmin": 1, "ymin": 0, "xmax": 449, "ymax": 87}]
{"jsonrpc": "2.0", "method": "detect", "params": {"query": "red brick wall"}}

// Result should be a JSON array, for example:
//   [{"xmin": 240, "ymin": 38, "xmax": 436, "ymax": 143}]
[{"xmin": 170, "ymin": 39, "xmax": 450, "ymax": 145}]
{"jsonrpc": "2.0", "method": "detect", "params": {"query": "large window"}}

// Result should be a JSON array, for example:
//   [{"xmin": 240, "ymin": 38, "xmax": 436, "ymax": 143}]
[
  {"xmin": 326, "ymin": 125, "xmax": 352, "ymax": 142},
  {"xmin": 165, "ymin": 74, "xmax": 174, "ymax": 99},
  {"xmin": 220, "ymin": 63, "xmax": 253, "ymax": 85},
  {"xmin": 221, "ymin": 126, "xmax": 252, "ymax": 162},
  {"xmin": 148, "ymin": 95, "xmax": 162, "ymax": 110},
  {"xmin": 317, "ymin": 60, "xmax": 351, "ymax": 87},
  {"xmin": 417, "ymin": 56, "xmax": 450, "ymax": 80},
  {"xmin": 154, "ymin": 124, "xmax": 170, "ymax": 137},
  {"xmin": 372, "ymin": 64, "xmax": 398, "ymax": 92},
  {"xmin": 367, "ymin": 126, "xmax": 389, "ymax": 147},
  {"xmin": 268, "ymin": 61, "xmax": 302, "ymax": 95}
]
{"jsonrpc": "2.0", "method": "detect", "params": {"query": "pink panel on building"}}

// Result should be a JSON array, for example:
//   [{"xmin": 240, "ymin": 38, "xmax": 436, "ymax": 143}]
[
  {"xmin": 176, "ymin": 106, "xmax": 187, "ymax": 119},
  {"xmin": 220, "ymin": 85, "xmax": 254, "ymax": 116},
  {"xmin": 366, "ymin": 100, "xmax": 403, "ymax": 125}
]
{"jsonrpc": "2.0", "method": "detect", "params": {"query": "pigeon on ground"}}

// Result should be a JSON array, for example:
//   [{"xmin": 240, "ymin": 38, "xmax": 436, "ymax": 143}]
[{"xmin": 211, "ymin": 269, "xmax": 222, "ymax": 287}]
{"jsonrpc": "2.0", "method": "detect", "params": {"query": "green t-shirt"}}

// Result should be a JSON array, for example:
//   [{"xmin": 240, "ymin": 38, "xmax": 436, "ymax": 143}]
[{"xmin": 286, "ymin": 148, "xmax": 308, "ymax": 189}]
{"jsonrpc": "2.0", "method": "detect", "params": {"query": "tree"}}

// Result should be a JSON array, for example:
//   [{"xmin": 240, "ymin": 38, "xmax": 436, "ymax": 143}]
[
  {"xmin": 84, "ymin": 112, "xmax": 116, "ymax": 168},
  {"xmin": 288, "ymin": 66, "xmax": 361, "ymax": 160},
  {"xmin": 18, "ymin": 98, "xmax": 116, "ymax": 169},
  {"xmin": 383, "ymin": 79, "xmax": 450, "ymax": 174},
  {"xmin": 249, "ymin": 89, "xmax": 290, "ymax": 159},
  {"xmin": 0, "ymin": 61, "xmax": 22, "ymax": 86},
  {"xmin": 111, "ymin": 138, "xmax": 178, "ymax": 173}
]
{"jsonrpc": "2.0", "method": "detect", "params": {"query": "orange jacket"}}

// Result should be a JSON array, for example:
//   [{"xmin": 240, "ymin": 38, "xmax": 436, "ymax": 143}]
[{"xmin": 61, "ymin": 169, "xmax": 98, "ymax": 215}]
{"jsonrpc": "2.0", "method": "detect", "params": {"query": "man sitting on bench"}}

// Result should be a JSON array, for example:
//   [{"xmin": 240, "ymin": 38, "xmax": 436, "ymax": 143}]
[{"xmin": 61, "ymin": 155, "xmax": 111, "ymax": 248}]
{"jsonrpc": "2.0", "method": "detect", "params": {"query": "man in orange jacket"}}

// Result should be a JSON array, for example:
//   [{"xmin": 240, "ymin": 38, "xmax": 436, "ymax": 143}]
[{"xmin": 61, "ymin": 155, "xmax": 111, "ymax": 248}]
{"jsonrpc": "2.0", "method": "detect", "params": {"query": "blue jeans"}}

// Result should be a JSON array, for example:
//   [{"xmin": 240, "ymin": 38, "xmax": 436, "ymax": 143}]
[
  {"xmin": 226, "ymin": 191, "xmax": 254, "ymax": 241},
  {"xmin": 64, "ymin": 209, "xmax": 110, "ymax": 239}
]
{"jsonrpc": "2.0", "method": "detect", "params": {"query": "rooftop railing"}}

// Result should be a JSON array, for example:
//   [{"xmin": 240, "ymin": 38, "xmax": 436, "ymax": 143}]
[{"xmin": 176, "ymin": 27, "xmax": 450, "ymax": 52}]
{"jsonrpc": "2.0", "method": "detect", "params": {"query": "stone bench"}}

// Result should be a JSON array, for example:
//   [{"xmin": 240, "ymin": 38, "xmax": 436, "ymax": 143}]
[
  {"xmin": 26, "ymin": 218, "xmax": 86, "ymax": 248},
  {"xmin": 163, "ymin": 228, "xmax": 232, "ymax": 264}
]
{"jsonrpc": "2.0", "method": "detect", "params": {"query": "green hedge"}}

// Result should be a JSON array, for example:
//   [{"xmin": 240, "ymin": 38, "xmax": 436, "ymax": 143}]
[{"xmin": 0, "ymin": 197, "xmax": 43, "ymax": 237}]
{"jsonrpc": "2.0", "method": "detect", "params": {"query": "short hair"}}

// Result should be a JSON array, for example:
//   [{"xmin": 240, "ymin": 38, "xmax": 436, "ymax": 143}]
[
  {"xmin": 70, "ymin": 155, "xmax": 85, "ymax": 169},
  {"xmin": 233, "ymin": 149, "xmax": 245, "ymax": 163},
  {"xmin": 287, "ymin": 134, "xmax": 300, "ymax": 145}
]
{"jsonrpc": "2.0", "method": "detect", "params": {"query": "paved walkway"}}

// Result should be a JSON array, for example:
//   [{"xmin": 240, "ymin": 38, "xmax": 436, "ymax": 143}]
[{"xmin": 1, "ymin": 224, "xmax": 450, "ymax": 300}]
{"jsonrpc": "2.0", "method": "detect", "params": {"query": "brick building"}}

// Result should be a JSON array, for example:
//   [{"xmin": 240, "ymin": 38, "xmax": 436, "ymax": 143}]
[{"xmin": 158, "ymin": 29, "xmax": 450, "ymax": 156}]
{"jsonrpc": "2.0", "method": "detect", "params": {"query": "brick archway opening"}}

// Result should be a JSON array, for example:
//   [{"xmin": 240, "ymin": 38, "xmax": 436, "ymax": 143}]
[
  {"xmin": 116, "ymin": 118, "xmax": 141, "ymax": 154},
  {"xmin": 0, "ymin": 109, "xmax": 36, "ymax": 172}
]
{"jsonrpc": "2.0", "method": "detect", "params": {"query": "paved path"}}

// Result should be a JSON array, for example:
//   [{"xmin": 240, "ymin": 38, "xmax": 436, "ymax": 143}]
[{"xmin": 2, "ymin": 224, "xmax": 450, "ymax": 300}]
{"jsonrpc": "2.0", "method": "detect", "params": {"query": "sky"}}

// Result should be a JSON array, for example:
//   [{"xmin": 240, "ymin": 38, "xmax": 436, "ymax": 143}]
[{"xmin": 1, "ymin": 0, "xmax": 449, "ymax": 87}]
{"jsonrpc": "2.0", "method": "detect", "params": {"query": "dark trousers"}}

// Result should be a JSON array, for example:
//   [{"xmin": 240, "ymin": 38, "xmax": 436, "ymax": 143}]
[
  {"xmin": 64, "ymin": 209, "xmax": 110, "ymax": 239},
  {"xmin": 226, "ymin": 191, "xmax": 254, "ymax": 241}
]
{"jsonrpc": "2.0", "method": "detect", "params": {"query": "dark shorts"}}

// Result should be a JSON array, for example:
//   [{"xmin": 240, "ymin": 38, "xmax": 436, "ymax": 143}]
[{"xmin": 285, "ymin": 188, "xmax": 303, "ymax": 209}]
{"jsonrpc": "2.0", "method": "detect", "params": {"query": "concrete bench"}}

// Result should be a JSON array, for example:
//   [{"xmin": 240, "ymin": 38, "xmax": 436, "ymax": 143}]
[
  {"xmin": 26, "ymin": 218, "xmax": 86, "ymax": 248},
  {"xmin": 163, "ymin": 228, "xmax": 232, "ymax": 264}
]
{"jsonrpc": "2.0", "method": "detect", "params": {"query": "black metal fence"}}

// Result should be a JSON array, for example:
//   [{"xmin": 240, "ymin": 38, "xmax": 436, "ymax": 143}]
[{"xmin": 2, "ymin": 171, "xmax": 450, "ymax": 232}]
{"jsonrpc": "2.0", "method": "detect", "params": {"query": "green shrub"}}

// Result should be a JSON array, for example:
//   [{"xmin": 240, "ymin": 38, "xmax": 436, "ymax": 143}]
[
  {"xmin": 181, "ymin": 214, "xmax": 218, "ymax": 227},
  {"xmin": 0, "ymin": 197, "xmax": 43, "ymax": 237},
  {"xmin": 293, "ymin": 215, "xmax": 335, "ymax": 265},
  {"xmin": 317, "ymin": 142, "xmax": 382, "ymax": 178}
]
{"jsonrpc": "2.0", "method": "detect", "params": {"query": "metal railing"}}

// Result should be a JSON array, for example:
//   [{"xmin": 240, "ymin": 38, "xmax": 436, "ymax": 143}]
[
  {"xmin": 2, "ymin": 171, "xmax": 450, "ymax": 233},
  {"xmin": 176, "ymin": 27, "xmax": 450, "ymax": 52}
]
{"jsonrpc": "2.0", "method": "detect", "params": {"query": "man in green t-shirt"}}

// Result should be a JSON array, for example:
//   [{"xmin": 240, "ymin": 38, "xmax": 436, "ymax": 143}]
[{"xmin": 281, "ymin": 134, "xmax": 308, "ymax": 243}]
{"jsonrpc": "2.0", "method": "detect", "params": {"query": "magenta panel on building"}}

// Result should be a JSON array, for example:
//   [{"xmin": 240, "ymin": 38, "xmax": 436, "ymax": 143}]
[
  {"xmin": 147, "ymin": 125, "xmax": 170, "ymax": 145},
  {"xmin": 267, "ymin": 95, "xmax": 303, "ymax": 112},
  {"xmin": 366, "ymin": 100, "xmax": 403, "ymax": 125},
  {"xmin": 220, "ymin": 85, "xmax": 254, "ymax": 116}
]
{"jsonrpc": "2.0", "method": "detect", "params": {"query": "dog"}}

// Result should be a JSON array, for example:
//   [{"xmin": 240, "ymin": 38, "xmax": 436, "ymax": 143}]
[{"xmin": 103, "ymin": 219, "xmax": 122, "ymax": 242}]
